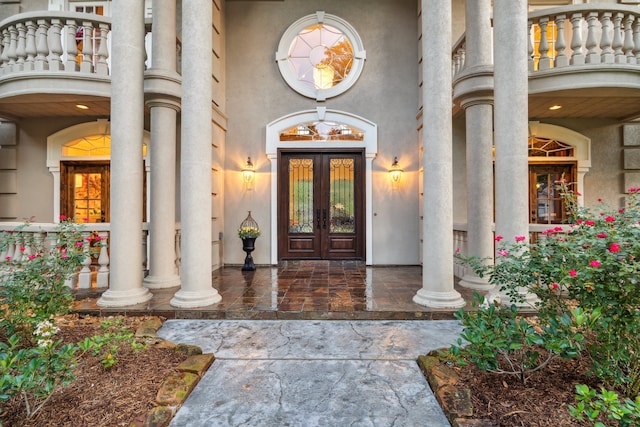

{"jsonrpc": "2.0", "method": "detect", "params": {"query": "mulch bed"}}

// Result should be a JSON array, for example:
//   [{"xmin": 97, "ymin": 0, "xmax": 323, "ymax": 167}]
[
  {"xmin": 1, "ymin": 315, "xmax": 189, "ymax": 427},
  {"xmin": 452, "ymin": 352, "xmax": 602, "ymax": 426}
]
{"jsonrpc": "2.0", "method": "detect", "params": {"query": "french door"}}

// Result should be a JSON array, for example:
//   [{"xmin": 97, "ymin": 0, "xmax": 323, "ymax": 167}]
[
  {"xmin": 61, "ymin": 161, "xmax": 110, "ymax": 223},
  {"xmin": 278, "ymin": 150, "xmax": 364, "ymax": 260},
  {"xmin": 529, "ymin": 163, "xmax": 575, "ymax": 224}
]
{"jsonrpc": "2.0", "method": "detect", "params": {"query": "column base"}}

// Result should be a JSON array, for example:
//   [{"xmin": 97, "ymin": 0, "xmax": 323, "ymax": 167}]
[
  {"xmin": 144, "ymin": 274, "xmax": 181, "ymax": 289},
  {"xmin": 97, "ymin": 287, "xmax": 153, "ymax": 307},
  {"xmin": 413, "ymin": 288, "xmax": 466, "ymax": 309},
  {"xmin": 458, "ymin": 274, "xmax": 495, "ymax": 291},
  {"xmin": 492, "ymin": 287, "xmax": 539, "ymax": 310},
  {"xmin": 170, "ymin": 288, "xmax": 222, "ymax": 308}
]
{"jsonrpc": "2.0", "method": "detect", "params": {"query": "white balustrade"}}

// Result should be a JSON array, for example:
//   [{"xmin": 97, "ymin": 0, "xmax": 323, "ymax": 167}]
[
  {"xmin": 0, "ymin": 11, "xmax": 182, "ymax": 78},
  {"xmin": 453, "ymin": 5, "xmax": 640, "ymax": 80}
]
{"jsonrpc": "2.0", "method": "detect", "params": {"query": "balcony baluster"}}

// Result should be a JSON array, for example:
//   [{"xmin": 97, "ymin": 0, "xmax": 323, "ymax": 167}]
[
  {"xmin": 554, "ymin": 14, "xmax": 568, "ymax": 67},
  {"xmin": 64, "ymin": 19, "xmax": 78, "ymax": 72},
  {"xmin": 24, "ymin": 21, "xmax": 36, "ymax": 71},
  {"xmin": 612, "ymin": 12, "xmax": 625, "ymax": 64},
  {"xmin": 48, "ymin": 19, "xmax": 64, "ymax": 71},
  {"xmin": 15, "ymin": 23, "xmax": 26, "ymax": 72},
  {"xmin": 80, "ymin": 21, "xmax": 94, "ymax": 73},
  {"xmin": 35, "ymin": 19, "xmax": 49, "ymax": 71},
  {"xmin": 600, "ymin": 12, "xmax": 614, "ymax": 63}
]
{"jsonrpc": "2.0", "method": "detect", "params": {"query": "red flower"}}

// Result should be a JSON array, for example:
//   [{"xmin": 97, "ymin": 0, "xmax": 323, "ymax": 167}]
[
  {"xmin": 590, "ymin": 260, "xmax": 601, "ymax": 268},
  {"xmin": 5, "ymin": 256, "xmax": 11, "ymax": 261},
  {"xmin": 585, "ymin": 220, "xmax": 596, "ymax": 226},
  {"xmin": 59, "ymin": 215, "xmax": 67, "ymax": 220},
  {"xmin": 515, "ymin": 235, "xmax": 526, "ymax": 242},
  {"xmin": 498, "ymin": 250, "xmax": 509, "ymax": 257},
  {"xmin": 19, "ymin": 247, "xmax": 26, "ymax": 252},
  {"xmin": 455, "ymin": 247, "xmax": 460, "ymax": 254},
  {"xmin": 569, "ymin": 269, "xmax": 577, "ymax": 277},
  {"xmin": 28, "ymin": 255, "xmax": 36, "ymax": 260},
  {"xmin": 619, "ymin": 209, "xmax": 625, "ymax": 214},
  {"xmin": 554, "ymin": 226, "xmax": 563, "ymax": 232},
  {"xmin": 609, "ymin": 243, "xmax": 620, "ymax": 253},
  {"xmin": 596, "ymin": 233, "xmax": 607, "ymax": 238},
  {"xmin": 550, "ymin": 283, "xmax": 559, "ymax": 290},
  {"xmin": 495, "ymin": 235, "xmax": 503, "ymax": 242},
  {"xmin": 597, "ymin": 198, "xmax": 603, "ymax": 202},
  {"xmin": 605, "ymin": 216, "xmax": 615, "ymax": 222}
]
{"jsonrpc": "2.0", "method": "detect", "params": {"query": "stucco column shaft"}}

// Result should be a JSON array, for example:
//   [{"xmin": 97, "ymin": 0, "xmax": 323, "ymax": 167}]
[
  {"xmin": 98, "ymin": 0, "xmax": 151, "ymax": 307},
  {"xmin": 171, "ymin": 0, "xmax": 221, "ymax": 307},
  {"xmin": 494, "ymin": 0, "xmax": 529, "ymax": 242},
  {"xmin": 151, "ymin": 0, "xmax": 176, "ymax": 69},
  {"xmin": 459, "ymin": 102, "xmax": 495, "ymax": 290},
  {"xmin": 459, "ymin": 0, "xmax": 495, "ymax": 290},
  {"xmin": 144, "ymin": 103, "xmax": 181, "ymax": 288},
  {"xmin": 414, "ymin": 0, "xmax": 465, "ymax": 309},
  {"xmin": 493, "ymin": 0, "xmax": 536, "ymax": 306},
  {"xmin": 144, "ymin": 0, "xmax": 180, "ymax": 289}
]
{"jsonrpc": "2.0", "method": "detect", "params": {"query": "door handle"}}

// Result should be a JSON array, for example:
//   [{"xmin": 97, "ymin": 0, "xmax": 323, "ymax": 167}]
[
  {"xmin": 323, "ymin": 208, "xmax": 327, "ymax": 229},
  {"xmin": 316, "ymin": 208, "xmax": 321, "ymax": 229}
]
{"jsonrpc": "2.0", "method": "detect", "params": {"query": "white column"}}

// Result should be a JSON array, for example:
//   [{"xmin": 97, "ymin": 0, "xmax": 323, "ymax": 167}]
[
  {"xmin": 171, "ymin": 0, "xmax": 221, "ymax": 307},
  {"xmin": 98, "ymin": 0, "xmax": 151, "ymax": 306},
  {"xmin": 414, "ymin": 0, "xmax": 465, "ymax": 308},
  {"xmin": 144, "ymin": 0, "xmax": 181, "ymax": 289},
  {"xmin": 459, "ymin": 0, "xmax": 495, "ymax": 291},
  {"xmin": 459, "ymin": 101, "xmax": 495, "ymax": 290},
  {"xmin": 493, "ymin": 0, "xmax": 536, "ymax": 306}
]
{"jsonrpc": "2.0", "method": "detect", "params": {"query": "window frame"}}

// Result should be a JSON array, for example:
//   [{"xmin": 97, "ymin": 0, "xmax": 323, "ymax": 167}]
[{"xmin": 275, "ymin": 11, "xmax": 366, "ymax": 101}]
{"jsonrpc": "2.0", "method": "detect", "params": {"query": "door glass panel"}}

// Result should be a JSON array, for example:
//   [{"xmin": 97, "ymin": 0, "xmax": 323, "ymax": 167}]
[
  {"xmin": 74, "ymin": 173, "xmax": 103, "ymax": 223},
  {"xmin": 329, "ymin": 158, "xmax": 355, "ymax": 233},
  {"xmin": 534, "ymin": 170, "xmax": 566, "ymax": 224},
  {"xmin": 289, "ymin": 158, "xmax": 314, "ymax": 233}
]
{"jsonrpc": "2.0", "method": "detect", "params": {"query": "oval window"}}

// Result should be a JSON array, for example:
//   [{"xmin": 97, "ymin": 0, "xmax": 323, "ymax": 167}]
[{"xmin": 276, "ymin": 12, "xmax": 366, "ymax": 101}]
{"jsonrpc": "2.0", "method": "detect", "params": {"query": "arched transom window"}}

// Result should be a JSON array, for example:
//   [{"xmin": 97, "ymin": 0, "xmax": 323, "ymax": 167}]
[{"xmin": 279, "ymin": 121, "xmax": 364, "ymax": 142}]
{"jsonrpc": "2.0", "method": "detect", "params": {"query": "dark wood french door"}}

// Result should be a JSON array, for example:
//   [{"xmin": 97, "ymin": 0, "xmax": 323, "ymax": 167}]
[
  {"xmin": 529, "ymin": 163, "xmax": 575, "ymax": 224},
  {"xmin": 278, "ymin": 150, "xmax": 364, "ymax": 260},
  {"xmin": 61, "ymin": 161, "xmax": 110, "ymax": 223}
]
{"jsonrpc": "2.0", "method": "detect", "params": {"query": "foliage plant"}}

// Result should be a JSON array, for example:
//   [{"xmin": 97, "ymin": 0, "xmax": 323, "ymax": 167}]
[
  {"xmin": 453, "ymin": 182, "xmax": 640, "ymax": 421},
  {"xmin": 237, "ymin": 226, "xmax": 261, "ymax": 239},
  {"xmin": 0, "ymin": 219, "xmax": 85, "ymax": 338},
  {"xmin": 569, "ymin": 384, "xmax": 640, "ymax": 427},
  {"xmin": 77, "ymin": 318, "xmax": 146, "ymax": 368},
  {"xmin": 450, "ymin": 293, "xmax": 585, "ymax": 384},
  {"xmin": 0, "ymin": 220, "xmax": 144, "ymax": 420}
]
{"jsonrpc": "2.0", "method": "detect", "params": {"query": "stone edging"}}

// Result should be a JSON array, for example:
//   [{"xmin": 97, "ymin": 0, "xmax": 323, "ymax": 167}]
[
  {"xmin": 130, "ymin": 318, "xmax": 214, "ymax": 427},
  {"xmin": 418, "ymin": 349, "xmax": 497, "ymax": 427}
]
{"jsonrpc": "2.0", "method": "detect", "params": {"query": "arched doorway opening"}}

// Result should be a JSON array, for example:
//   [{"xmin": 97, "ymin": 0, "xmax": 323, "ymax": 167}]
[
  {"xmin": 266, "ymin": 108, "xmax": 377, "ymax": 264},
  {"xmin": 47, "ymin": 119, "xmax": 150, "ymax": 223},
  {"xmin": 527, "ymin": 122, "xmax": 591, "ymax": 223}
]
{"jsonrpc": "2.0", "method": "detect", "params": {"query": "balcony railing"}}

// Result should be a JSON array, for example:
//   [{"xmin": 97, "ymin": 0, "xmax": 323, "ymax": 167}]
[
  {"xmin": 452, "ymin": 4, "xmax": 640, "ymax": 79},
  {"xmin": 0, "ymin": 11, "xmax": 111, "ymax": 76},
  {"xmin": 0, "ymin": 222, "xmax": 182, "ymax": 290},
  {"xmin": 0, "ymin": 11, "xmax": 182, "ymax": 79}
]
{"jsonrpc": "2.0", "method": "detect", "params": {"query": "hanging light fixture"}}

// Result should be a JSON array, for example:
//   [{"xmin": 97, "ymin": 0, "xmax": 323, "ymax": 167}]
[
  {"xmin": 242, "ymin": 157, "xmax": 255, "ymax": 185},
  {"xmin": 389, "ymin": 157, "xmax": 403, "ymax": 184}
]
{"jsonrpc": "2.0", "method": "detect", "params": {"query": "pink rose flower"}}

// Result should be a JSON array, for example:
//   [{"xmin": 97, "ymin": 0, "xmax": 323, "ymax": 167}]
[
  {"xmin": 590, "ymin": 260, "xmax": 601, "ymax": 268},
  {"xmin": 569, "ymin": 269, "xmax": 577, "ymax": 277},
  {"xmin": 515, "ymin": 235, "xmax": 526, "ymax": 242},
  {"xmin": 596, "ymin": 233, "xmax": 607, "ymax": 238},
  {"xmin": 609, "ymin": 243, "xmax": 620, "ymax": 253},
  {"xmin": 495, "ymin": 235, "xmax": 503, "ymax": 242},
  {"xmin": 498, "ymin": 250, "xmax": 509, "ymax": 257}
]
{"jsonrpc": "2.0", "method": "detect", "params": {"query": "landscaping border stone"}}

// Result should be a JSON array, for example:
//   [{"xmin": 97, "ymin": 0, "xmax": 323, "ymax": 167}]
[{"xmin": 418, "ymin": 349, "xmax": 497, "ymax": 427}]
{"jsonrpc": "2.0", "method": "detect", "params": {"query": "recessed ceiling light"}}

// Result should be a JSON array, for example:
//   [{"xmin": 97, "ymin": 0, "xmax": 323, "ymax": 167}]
[
  {"xmin": 549, "ymin": 105, "xmax": 562, "ymax": 110},
  {"xmin": 75, "ymin": 104, "xmax": 89, "ymax": 110}
]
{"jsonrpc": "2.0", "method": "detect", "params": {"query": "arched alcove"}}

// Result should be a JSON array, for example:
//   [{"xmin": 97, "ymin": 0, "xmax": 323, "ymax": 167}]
[{"xmin": 266, "ymin": 107, "xmax": 377, "ymax": 264}]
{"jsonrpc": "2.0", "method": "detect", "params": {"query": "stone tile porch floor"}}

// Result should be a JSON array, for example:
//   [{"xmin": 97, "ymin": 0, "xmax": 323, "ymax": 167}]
[{"xmin": 73, "ymin": 260, "xmax": 480, "ymax": 320}]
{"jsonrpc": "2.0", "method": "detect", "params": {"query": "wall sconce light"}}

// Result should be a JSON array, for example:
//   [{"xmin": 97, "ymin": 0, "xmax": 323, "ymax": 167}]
[
  {"xmin": 389, "ymin": 157, "xmax": 403, "ymax": 184},
  {"xmin": 242, "ymin": 157, "xmax": 255, "ymax": 188}
]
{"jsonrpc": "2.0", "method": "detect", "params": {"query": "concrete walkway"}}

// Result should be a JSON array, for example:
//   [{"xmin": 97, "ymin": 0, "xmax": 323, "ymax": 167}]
[{"xmin": 158, "ymin": 320, "xmax": 463, "ymax": 427}]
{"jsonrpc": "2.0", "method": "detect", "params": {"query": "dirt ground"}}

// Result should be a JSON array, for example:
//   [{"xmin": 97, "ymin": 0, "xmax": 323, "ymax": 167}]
[
  {"xmin": 453, "ymin": 352, "xmax": 602, "ymax": 426},
  {"xmin": 1, "ymin": 315, "xmax": 188, "ymax": 427}
]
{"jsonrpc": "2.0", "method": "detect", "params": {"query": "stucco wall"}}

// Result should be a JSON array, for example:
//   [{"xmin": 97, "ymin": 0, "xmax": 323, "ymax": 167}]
[
  {"xmin": 224, "ymin": 0, "xmax": 420, "ymax": 265},
  {"xmin": 9, "ymin": 117, "xmax": 89, "ymax": 222}
]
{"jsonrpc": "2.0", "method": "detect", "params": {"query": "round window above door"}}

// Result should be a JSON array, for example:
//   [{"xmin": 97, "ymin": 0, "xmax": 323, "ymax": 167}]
[{"xmin": 276, "ymin": 12, "xmax": 366, "ymax": 101}]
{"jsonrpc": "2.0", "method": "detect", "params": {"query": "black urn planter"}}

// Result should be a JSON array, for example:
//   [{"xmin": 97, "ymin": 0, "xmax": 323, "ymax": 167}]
[{"xmin": 241, "ymin": 237, "xmax": 256, "ymax": 271}]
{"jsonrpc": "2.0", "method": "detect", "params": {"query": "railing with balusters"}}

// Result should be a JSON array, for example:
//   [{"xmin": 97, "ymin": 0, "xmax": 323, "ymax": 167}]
[
  {"xmin": 0, "ymin": 222, "xmax": 182, "ymax": 290},
  {"xmin": 452, "ymin": 5, "xmax": 640, "ymax": 80},
  {"xmin": 0, "ymin": 11, "xmax": 111, "ymax": 76},
  {"xmin": 452, "ymin": 223, "xmax": 571, "ymax": 280}
]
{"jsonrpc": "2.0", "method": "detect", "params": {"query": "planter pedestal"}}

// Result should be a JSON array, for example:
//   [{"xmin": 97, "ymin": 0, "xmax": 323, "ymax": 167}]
[{"xmin": 241, "ymin": 238, "xmax": 256, "ymax": 271}]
